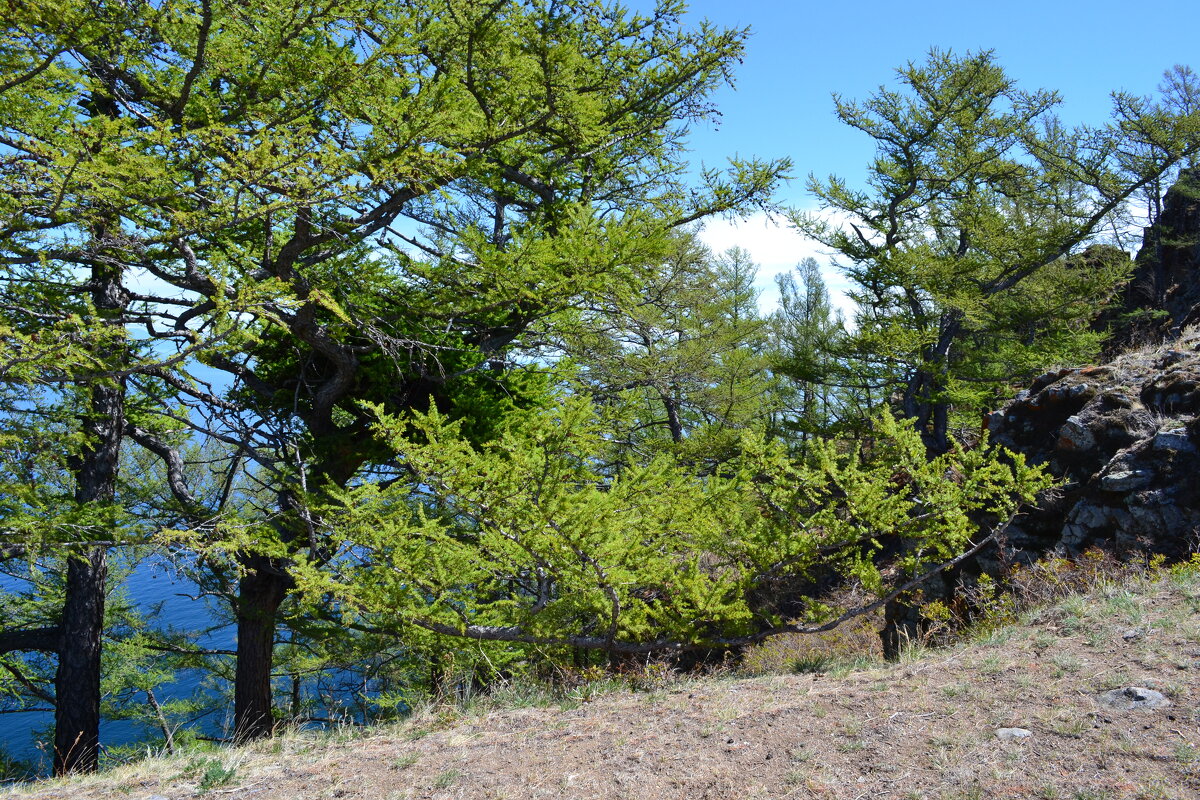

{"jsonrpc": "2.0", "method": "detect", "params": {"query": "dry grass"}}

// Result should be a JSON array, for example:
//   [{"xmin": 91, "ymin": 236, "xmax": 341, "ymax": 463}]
[
  {"xmin": 7, "ymin": 563, "xmax": 1200, "ymax": 800},
  {"xmin": 739, "ymin": 602, "xmax": 884, "ymax": 677},
  {"xmin": 1112, "ymin": 322, "xmax": 1200, "ymax": 365}
]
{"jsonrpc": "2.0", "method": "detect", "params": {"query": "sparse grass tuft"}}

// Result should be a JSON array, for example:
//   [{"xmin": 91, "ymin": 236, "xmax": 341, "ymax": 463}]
[
  {"xmin": 194, "ymin": 758, "xmax": 237, "ymax": 793},
  {"xmin": 740, "ymin": 608, "xmax": 883, "ymax": 676},
  {"xmin": 783, "ymin": 769, "xmax": 807, "ymax": 786},
  {"xmin": 1051, "ymin": 653, "xmax": 1083, "ymax": 674},
  {"xmin": 390, "ymin": 752, "xmax": 419, "ymax": 770},
  {"xmin": 432, "ymin": 769, "xmax": 460, "ymax": 789},
  {"xmin": 1174, "ymin": 743, "xmax": 1198, "ymax": 765}
]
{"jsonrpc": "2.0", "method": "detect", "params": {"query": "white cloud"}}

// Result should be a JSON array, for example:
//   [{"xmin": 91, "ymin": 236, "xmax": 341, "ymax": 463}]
[{"xmin": 695, "ymin": 210, "xmax": 856, "ymax": 318}]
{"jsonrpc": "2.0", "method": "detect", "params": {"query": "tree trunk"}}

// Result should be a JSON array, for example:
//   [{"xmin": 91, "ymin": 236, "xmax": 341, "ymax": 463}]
[
  {"xmin": 232, "ymin": 557, "xmax": 289, "ymax": 742},
  {"xmin": 53, "ymin": 546, "xmax": 107, "ymax": 775},
  {"xmin": 662, "ymin": 392, "xmax": 684, "ymax": 443},
  {"xmin": 229, "ymin": 454, "xmax": 357, "ymax": 740},
  {"xmin": 900, "ymin": 312, "xmax": 962, "ymax": 454},
  {"xmin": 54, "ymin": 255, "xmax": 127, "ymax": 775}
]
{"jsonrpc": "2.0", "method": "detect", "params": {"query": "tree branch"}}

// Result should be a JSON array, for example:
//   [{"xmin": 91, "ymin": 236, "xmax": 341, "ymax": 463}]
[
  {"xmin": 0, "ymin": 659, "xmax": 56, "ymax": 705},
  {"xmin": 0, "ymin": 627, "xmax": 61, "ymax": 655},
  {"xmin": 384, "ymin": 517, "xmax": 1013, "ymax": 655}
]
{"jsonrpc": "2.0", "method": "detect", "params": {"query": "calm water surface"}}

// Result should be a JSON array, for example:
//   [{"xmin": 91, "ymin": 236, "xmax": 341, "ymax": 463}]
[{"xmin": 0, "ymin": 557, "xmax": 231, "ymax": 772}]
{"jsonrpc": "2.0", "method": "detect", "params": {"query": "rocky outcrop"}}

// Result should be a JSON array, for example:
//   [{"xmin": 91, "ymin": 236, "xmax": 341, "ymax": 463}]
[
  {"xmin": 985, "ymin": 329, "xmax": 1200, "ymax": 559},
  {"xmin": 1104, "ymin": 169, "xmax": 1200, "ymax": 354},
  {"xmin": 884, "ymin": 212, "xmax": 1200, "ymax": 653}
]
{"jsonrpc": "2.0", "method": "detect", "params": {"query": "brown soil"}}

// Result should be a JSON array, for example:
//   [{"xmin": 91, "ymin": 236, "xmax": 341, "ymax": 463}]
[{"xmin": 10, "ymin": 572, "xmax": 1200, "ymax": 800}]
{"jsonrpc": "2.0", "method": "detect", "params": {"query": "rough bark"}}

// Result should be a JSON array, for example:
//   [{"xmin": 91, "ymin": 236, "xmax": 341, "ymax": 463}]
[
  {"xmin": 53, "ymin": 254, "xmax": 126, "ymax": 775},
  {"xmin": 900, "ymin": 312, "xmax": 963, "ymax": 454},
  {"xmin": 228, "ymin": 447, "xmax": 362, "ymax": 740},
  {"xmin": 232, "ymin": 556, "xmax": 290, "ymax": 742},
  {"xmin": 52, "ymin": 546, "xmax": 107, "ymax": 775}
]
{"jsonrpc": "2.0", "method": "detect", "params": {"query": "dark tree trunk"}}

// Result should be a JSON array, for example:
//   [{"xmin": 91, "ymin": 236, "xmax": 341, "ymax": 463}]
[
  {"xmin": 663, "ymin": 393, "xmax": 684, "ymax": 443},
  {"xmin": 53, "ymin": 546, "xmax": 107, "ymax": 775},
  {"xmin": 228, "ymin": 459, "xmax": 358, "ymax": 741},
  {"xmin": 232, "ymin": 557, "xmax": 290, "ymax": 742},
  {"xmin": 900, "ymin": 312, "xmax": 962, "ymax": 455},
  {"xmin": 54, "ymin": 255, "xmax": 127, "ymax": 774}
]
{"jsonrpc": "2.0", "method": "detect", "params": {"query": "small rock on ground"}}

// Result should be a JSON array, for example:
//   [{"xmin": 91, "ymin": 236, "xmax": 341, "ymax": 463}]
[
  {"xmin": 1097, "ymin": 686, "xmax": 1170, "ymax": 711},
  {"xmin": 995, "ymin": 727, "xmax": 1033, "ymax": 741}
]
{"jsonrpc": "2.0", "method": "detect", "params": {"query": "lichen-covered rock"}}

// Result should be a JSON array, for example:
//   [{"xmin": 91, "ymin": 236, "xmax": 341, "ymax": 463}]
[
  {"xmin": 885, "ymin": 330, "xmax": 1200, "ymax": 657},
  {"xmin": 1104, "ymin": 169, "xmax": 1200, "ymax": 353},
  {"xmin": 986, "ymin": 329, "xmax": 1200, "ymax": 559}
]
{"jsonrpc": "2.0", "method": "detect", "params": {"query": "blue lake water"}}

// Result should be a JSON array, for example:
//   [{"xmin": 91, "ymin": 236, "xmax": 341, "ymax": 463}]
[
  {"xmin": 0, "ymin": 557, "xmax": 234, "ymax": 773},
  {"xmin": 0, "ymin": 556, "xmax": 399, "ymax": 777}
]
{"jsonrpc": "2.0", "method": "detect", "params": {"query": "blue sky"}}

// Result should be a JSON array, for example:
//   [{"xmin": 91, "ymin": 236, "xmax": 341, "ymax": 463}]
[{"xmin": 660, "ymin": 0, "xmax": 1200, "ymax": 309}]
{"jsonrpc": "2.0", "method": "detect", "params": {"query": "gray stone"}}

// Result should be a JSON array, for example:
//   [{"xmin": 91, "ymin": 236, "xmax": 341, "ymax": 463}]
[
  {"xmin": 1061, "ymin": 523, "xmax": 1087, "ymax": 547},
  {"xmin": 1127, "ymin": 501, "xmax": 1190, "ymax": 536},
  {"xmin": 1071, "ymin": 503, "xmax": 1109, "ymax": 530},
  {"xmin": 1107, "ymin": 507, "xmax": 1134, "ymax": 528},
  {"xmin": 1127, "ymin": 504, "xmax": 1163, "ymax": 529},
  {"xmin": 1100, "ymin": 469, "xmax": 1154, "ymax": 491},
  {"xmin": 1047, "ymin": 382, "xmax": 1093, "ymax": 402},
  {"xmin": 1153, "ymin": 429, "xmax": 1196, "ymax": 453},
  {"xmin": 995, "ymin": 727, "xmax": 1033, "ymax": 741},
  {"xmin": 1058, "ymin": 416, "xmax": 1096, "ymax": 451},
  {"xmin": 984, "ymin": 319, "xmax": 1200, "ymax": 560},
  {"xmin": 1161, "ymin": 349, "xmax": 1190, "ymax": 366},
  {"xmin": 1131, "ymin": 488, "xmax": 1170, "ymax": 504},
  {"xmin": 1097, "ymin": 686, "xmax": 1170, "ymax": 711}
]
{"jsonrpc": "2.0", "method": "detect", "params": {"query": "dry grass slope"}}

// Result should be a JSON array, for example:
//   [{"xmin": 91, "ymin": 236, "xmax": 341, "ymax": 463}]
[{"xmin": 7, "ymin": 563, "xmax": 1200, "ymax": 800}]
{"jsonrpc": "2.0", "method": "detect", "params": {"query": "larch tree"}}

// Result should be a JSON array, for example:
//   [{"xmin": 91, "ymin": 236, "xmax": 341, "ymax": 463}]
[
  {"xmin": 770, "ymin": 257, "xmax": 847, "ymax": 445},
  {"xmin": 795, "ymin": 50, "xmax": 1200, "ymax": 451},
  {"xmin": 556, "ymin": 232, "xmax": 776, "ymax": 470},
  {"xmin": 318, "ymin": 398, "xmax": 1052, "ymax": 665}
]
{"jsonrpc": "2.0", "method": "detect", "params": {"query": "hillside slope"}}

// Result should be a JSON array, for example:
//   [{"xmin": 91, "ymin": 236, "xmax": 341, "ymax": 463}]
[{"xmin": 9, "ymin": 568, "xmax": 1200, "ymax": 800}]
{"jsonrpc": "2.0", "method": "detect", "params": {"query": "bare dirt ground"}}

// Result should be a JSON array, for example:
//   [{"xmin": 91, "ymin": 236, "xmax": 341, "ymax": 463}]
[{"xmin": 10, "ymin": 569, "xmax": 1200, "ymax": 800}]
